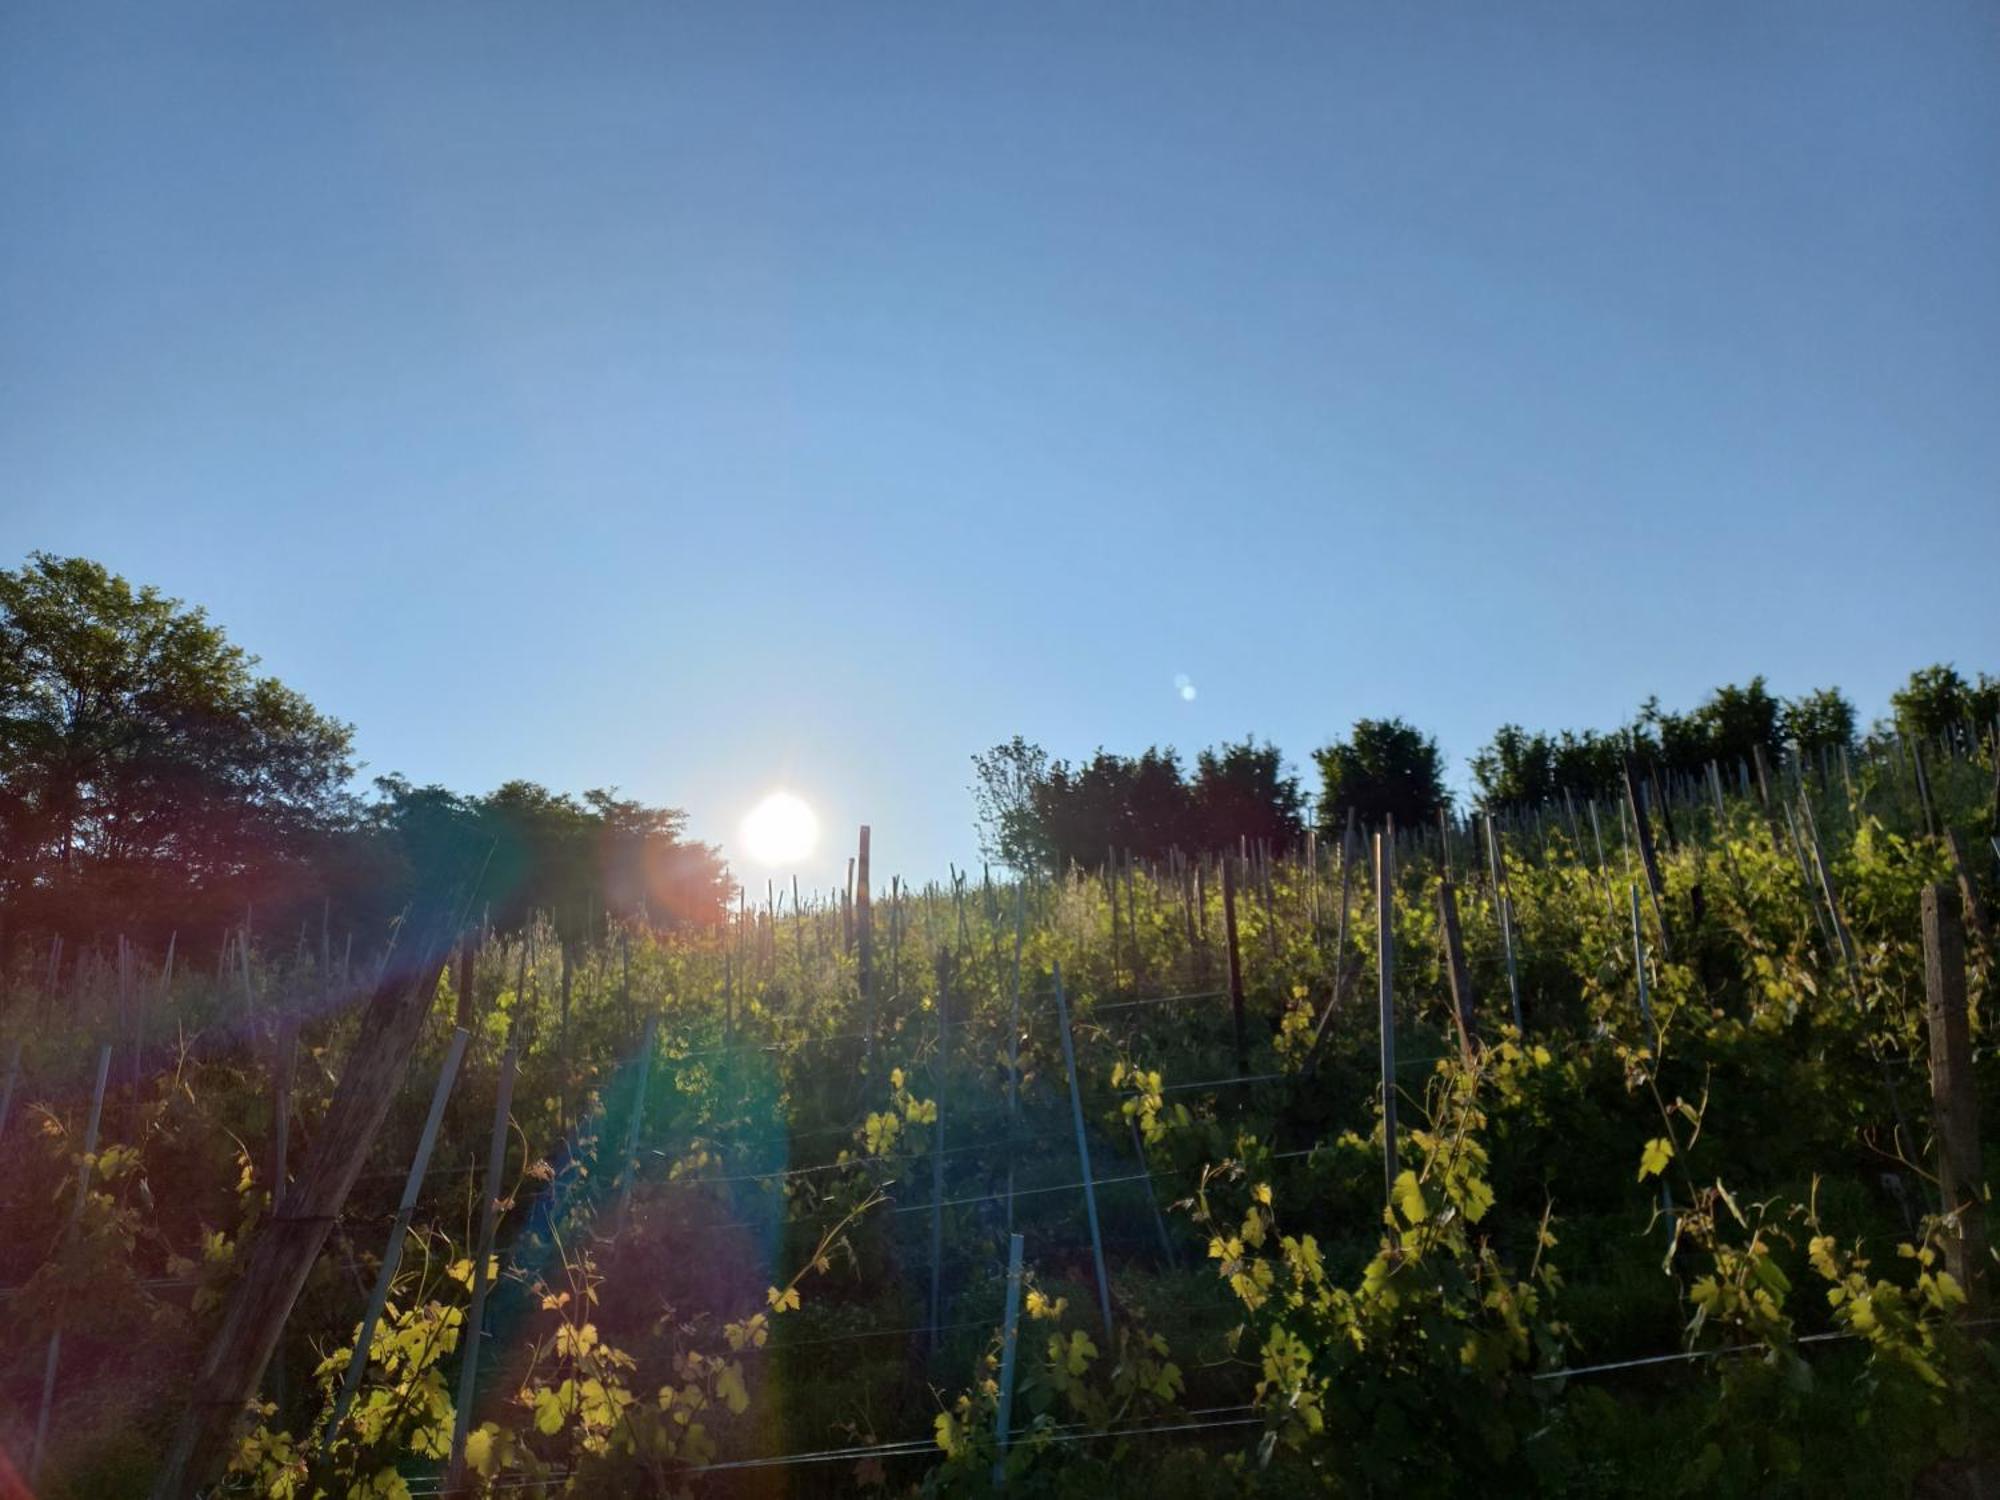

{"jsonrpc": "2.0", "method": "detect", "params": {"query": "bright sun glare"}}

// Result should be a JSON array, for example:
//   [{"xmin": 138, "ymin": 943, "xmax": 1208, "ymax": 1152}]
[{"xmin": 741, "ymin": 791, "xmax": 819, "ymax": 866}]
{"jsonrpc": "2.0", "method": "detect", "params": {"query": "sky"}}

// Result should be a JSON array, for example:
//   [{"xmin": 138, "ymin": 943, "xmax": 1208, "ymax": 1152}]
[{"xmin": 4, "ymin": 3, "xmax": 1996, "ymax": 891}]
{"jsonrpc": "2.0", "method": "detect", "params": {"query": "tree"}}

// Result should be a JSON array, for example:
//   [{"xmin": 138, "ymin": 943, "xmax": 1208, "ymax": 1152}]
[
  {"xmin": 1890, "ymin": 664, "xmax": 1999, "ymax": 756},
  {"xmin": 1470, "ymin": 725, "xmax": 1555, "ymax": 808},
  {"xmin": 1126, "ymin": 747, "xmax": 1193, "ymax": 859},
  {"xmin": 0, "ymin": 552, "xmax": 355, "ymax": 946},
  {"xmin": 971, "ymin": 736, "xmax": 1052, "ymax": 871},
  {"xmin": 1314, "ymin": 718, "xmax": 1447, "ymax": 834},
  {"xmin": 1191, "ymin": 738, "xmax": 1304, "ymax": 852},
  {"xmin": 1781, "ymin": 687, "xmax": 1857, "ymax": 761}
]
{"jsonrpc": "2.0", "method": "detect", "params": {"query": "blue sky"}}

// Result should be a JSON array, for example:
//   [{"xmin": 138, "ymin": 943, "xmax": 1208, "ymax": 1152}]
[{"xmin": 4, "ymin": 3, "xmax": 1996, "ymax": 889}]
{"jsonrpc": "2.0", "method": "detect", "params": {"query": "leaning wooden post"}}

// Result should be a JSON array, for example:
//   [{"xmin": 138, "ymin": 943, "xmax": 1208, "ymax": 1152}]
[
  {"xmin": 1621, "ymin": 754, "xmax": 1673, "ymax": 958},
  {"xmin": 1437, "ymin": 877, "xmax": 1478, "ymax": 1063},
  {"xmin": 1221, "ymin": 853, "xmax": 1247, "ymax": 1076},
  {"xmin": 448, "ymin": 1039, "xmax": 519, "ymax": 1489},
  {"xmin": 1375, "ymin": 834, "xmax": 1400, "ymax": 1219},
  {"xmin": 1051, "ymin": 962, "xmax": 1114, "ymax": 1337},
  {"xmin": 928, "ymin": 947, "xmax": 951, "ymax": 1359},
  {"xmin": 322, "ymin": 1025, "xmax": 472, "ymax": 1446},
  {"xmin": 991, "ymin": 1232, "xmax": 1026, "ymax": 1488},
  {"xmin": 154, "ymin": 919, "xmax": 461, "ymax": 1494},
  {"xmin": 1923, "ymin": 884, "xmax": 1986, "ymax": 1306},
  {"xmin": 29, "ymin": 1042, "xmax": 113, "ymax": 1485}
]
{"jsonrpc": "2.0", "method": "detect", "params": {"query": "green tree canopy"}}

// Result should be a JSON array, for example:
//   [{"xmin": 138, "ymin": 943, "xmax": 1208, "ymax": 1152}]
[
  {"xmin": 1889, "ymin": 664, "xmax": 1999, "ymax": 755},
  {"xmin": 0, "ymin": 552, "xmax": 355, "ymax": 943},
  {"xmin": 1314, "ymin": 718, "xmax": 1447, "ymax": 834}
]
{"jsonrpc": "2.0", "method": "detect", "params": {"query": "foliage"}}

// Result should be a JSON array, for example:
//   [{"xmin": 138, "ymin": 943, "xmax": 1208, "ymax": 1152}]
[
  {"xmin": 1313, "ymin": 717, "xmax": 1448, "ymax": 832},
  {"xmin": 0, "ymin": 551, "xmax": 356, "ymax": 947}
]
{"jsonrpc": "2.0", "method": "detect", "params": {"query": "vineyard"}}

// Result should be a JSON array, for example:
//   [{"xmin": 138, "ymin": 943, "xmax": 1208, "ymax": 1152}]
[{"xmin": 1, "ymin": 742, "xmax": 1996, "ymax": 1497}]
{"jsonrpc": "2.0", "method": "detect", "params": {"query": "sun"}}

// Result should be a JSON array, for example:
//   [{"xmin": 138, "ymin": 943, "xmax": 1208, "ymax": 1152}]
[{"xmin": 740, "ymin": 790, "xmax": 820, "ymax": 866}]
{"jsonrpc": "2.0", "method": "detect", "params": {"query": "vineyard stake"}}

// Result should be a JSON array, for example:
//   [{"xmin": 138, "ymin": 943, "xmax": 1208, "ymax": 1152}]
[
  {"xmin": 1621, "ymin": 755, "xmax": 1673, "ymax": 958},
  {"xmin": 1052, "ymin": 962, "xmax": 1114, "ymax": 1337},
  {"xmin": 929, "ymin": 948, "xmax": 951, "ymax": 1359},
  {"xmin": 1922, "ymin": 884, "xmax": 1986, "ymax": 1306},
  {"xmin": 1437, "ymin": 877, "xmax": 1478, "ymax": 1062},
  {"xmin": 1376, "ymin": 834, "xmax": 1400, "ymax": 1220},
  {"xmin": 858, "ymin": 826, "xmax": 876, "ymax": 1065},
  {"xmin": 1005, "ymin": 887, "xmax": 1025, "ymax": 1239},
  {"xmin": 1798, "ymin": 791, "xmax": 1859, "ymax": 983},
  {"xmin": 30, "ymin": 1041, "xmax": 113, "ymax": 1484},
  {"xmin": 992, "ymin": 1232, "xmax": 1025, "ymax": 1488},
  {"xmin": 323, "ymin": 1025, "xmax": 471, "ymax": 1447},
  {"xmin": 1130, "ymin": 1111, "xmax": 1176, "ymax": 1265},
  {"xmin": 448, "ymin": 1039, "xmax": 518, "ymax": 1489},
  {"xmin": 1943, "ymin": 828, "xmax": 1993, "ymax": 954},
  {"xmin": 615, "ymin": 1012, "xmax": 660, "ymax": 1227},
  {"xmin": 1485, "ymin": 813, "xmax": 1524, "ymax": 1032},
  {"xmin": 0, "ymin": 1036, "xmax": 20, "ymax": 1146},
  {"xmin": 1221, "ymin": 854, "xmax": 1247, "ymax": 1076},
  {"xmin": 1587, "ymin": 798, "xmax": 1616, "ymax": 921},
  {"xmin": 1301, "ymin": 818, "xmax": 1359, "ymax": 1075},
  {"xmin": 1629, "ymin": 884, "xmax": 1655, "ymax": 1036}
]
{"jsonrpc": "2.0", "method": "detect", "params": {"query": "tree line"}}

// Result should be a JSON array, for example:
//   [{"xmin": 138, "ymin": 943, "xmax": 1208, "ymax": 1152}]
[
  {"xmin": 974, "ymin": 667, "xmax": 1997, "ymax": 871},
  {"xmin": 0, "ymin": 553, "xmax": 728, "ymax": 967}
]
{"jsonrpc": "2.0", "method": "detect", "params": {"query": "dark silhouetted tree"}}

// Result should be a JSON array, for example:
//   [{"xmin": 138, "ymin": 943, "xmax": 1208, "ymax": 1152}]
[
  {"xmin": 1191, "ymin": 738, "xmax": 1303, "ymax": 852},
  {"xmin": 0, "ymin": 552, "xmax": 355, "ymax": 948},
  {"xmin": 1314, "ymin": 718, "xmax": 1447, "ymax": 833}
]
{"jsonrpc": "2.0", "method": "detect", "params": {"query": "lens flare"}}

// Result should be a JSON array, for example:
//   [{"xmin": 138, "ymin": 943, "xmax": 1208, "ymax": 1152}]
[{"xmin": 741, "ymin": 791, "xmax": 819, "ymax": 866}]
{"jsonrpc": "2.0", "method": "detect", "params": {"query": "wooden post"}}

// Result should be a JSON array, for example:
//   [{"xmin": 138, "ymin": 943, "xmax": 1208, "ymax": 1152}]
[
  {"xmin": 929, "ymin": 947, "xmax": 951, "ymax": 1359},
  {"xmin": 1052, "ymin": 962, "xmax": 1113, "ymax": 1337},
  {"xmin": 991, "ymin": 1232, "xmax": 1026, "ymax": 1488},
  {"xmin": 1437, "ymin": 877, "xmax": 1478, "ymax": 1063},
  {"xmin": 448, "ymin": 1041, "xmax": 518, "ymax": 1489},
  {"xmin": 843, "ymin": 857, "xmax": 856, "ymax": 952},
  {"xmin": 1221, "ymin": 853, "xmax": 1247, "ymax": 1076},
  {"xmin": 857, "ymin": 826, "xmax": 875, "ymax": 1044},
  {"xmin": 30, "ymin": 1042, "xmax": 113, "ymax": 1485},
  {"xmin": 1375, "ymin": 834, "xmax": 1400, "ymax": 1217},
  {"xmin": 1923, "ymin": 885, "xmax": 1986, "ymax": 1305},
  {"xmin": 323, "ymin": 1025, "xmax": 471, "ymax": 1445}
]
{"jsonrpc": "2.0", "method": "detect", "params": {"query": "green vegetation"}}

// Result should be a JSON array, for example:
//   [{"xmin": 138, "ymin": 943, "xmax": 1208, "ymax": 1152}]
[{"xmin": 2, "ymin": 555, "xmax": 1996, "ymax": 1496}]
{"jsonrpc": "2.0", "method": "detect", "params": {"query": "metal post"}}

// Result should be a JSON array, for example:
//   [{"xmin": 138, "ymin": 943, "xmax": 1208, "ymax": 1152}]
[
  {"xmin": 30, "ymin": 1042, "xmax": 113, "ymax": 1484},
  {"xmin": 615, "ymin": 1014, "xmax": 660, "ymax": 1225},
  {"xmin": 992, "ymin": 1232, "xmax": 1026, "ymax": 1488},
  {"xmin": 448, "ymin": 1041, "xmax": 518, "ymax": 1488},
  {"xmin": 1375, "ymin": 835, "xmax": 1399, "ymax": 1216},
  {"xmin": 323, "ymin": 1026, "xmax": 471, "ymax": 1445},
  {"xmin": 1052, "ymin": 963, "xmax": 1113, "ymax": 1336}
]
